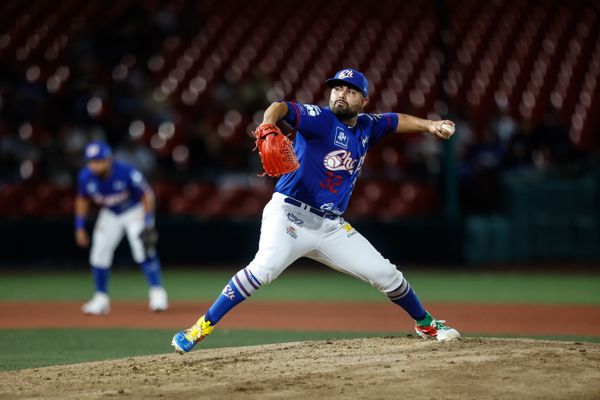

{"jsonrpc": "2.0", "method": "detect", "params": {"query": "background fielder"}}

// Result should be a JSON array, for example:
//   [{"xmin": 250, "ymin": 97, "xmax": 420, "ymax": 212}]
[
  {"xmin": 75, "ymin": 140, "xmax": 168, "ymax": 314},
  {"xmin": 172, "ymin": 68, "xmax": 459, "ymax": 353}
]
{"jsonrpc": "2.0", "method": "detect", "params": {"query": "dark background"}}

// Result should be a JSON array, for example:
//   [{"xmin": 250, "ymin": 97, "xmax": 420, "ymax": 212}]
[{"xmin": 1, "ymin": 0, "xmax": 599, "ymax": 266}]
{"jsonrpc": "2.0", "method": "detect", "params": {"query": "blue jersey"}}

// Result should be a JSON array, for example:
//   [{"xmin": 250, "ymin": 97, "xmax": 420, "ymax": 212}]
[
  {"xmin": 77, "ymin": 161, "xmax": 149, "ymax": 214},
  {"xmin": 276, "ymin": 102, "xmax": 398, "ymax": 215}
]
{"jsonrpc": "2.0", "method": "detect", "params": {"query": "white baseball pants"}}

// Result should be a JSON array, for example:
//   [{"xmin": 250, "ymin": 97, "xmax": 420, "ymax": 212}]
[
  {"xmin": 247, "ymin": 193, "xmax": 405, "ymax": 293},
  {"xmin": 90, "ymin": 204, "xmax": 146, "ymax": 268}
]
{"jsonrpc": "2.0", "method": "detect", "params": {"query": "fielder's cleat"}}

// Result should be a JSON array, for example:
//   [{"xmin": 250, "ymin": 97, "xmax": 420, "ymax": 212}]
[
  {"xmin": 415, "ymin": 316, "xmax": 461, "ymax": 342},
  {"xmin": 171, "ymin": 315, "xmax": 214, "ymax": 354},
  {"xmin": 82, "ymin": 292, "xmax": 110, "ymax": 315},
  {"xmin": 149, "ymin": 286, "xmax": 168, "ymax": 312}
]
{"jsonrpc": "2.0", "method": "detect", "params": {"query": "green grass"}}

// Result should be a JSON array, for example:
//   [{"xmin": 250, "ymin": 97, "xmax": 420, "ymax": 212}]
[
  {"xmin": 1, "ymin": 268, "xmax": 600, "ymax": 304},
  {"xmin": 0, "ymin": 328, "xmax": 398, "ymax": 371},
  {"xmin": 1, "ymin": 328, "xmax": 598, "ymax": 372}
]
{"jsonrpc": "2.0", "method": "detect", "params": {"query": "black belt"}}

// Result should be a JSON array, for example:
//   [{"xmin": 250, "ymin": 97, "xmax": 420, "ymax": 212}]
[{"xmin": 283, "ymin": 197, "xmax": 339, "ymax": 220}]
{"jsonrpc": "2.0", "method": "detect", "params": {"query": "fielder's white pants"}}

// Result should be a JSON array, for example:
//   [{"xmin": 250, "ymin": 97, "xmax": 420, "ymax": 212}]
[
  {"xmin": 247, "ymin": 193, "xmax": 405, "ymax": 293},
  {"xmin": 90, "ymin": 204, "xmax": 146, "ymax": 268}
]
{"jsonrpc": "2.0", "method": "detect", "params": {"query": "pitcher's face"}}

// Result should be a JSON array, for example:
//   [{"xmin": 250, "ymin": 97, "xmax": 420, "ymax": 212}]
[{"xmin": 329, "ymin": 84, "xmax": 367, "ymax": 119}]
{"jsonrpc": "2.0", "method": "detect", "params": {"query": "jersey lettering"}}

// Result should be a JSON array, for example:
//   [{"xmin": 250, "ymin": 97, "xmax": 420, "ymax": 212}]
[
  {"xmin": 278, "ymin": 104, "xmax": 398, "ymax": 214},
  {"xmin": 78, "ymin": 161, "xmax": 147, "ymax": 214},
  {"xmin": 305, "ymin": 104, "xmax": 321, "ymax": 117},
  {"xmin": 323, "ymin": 149, "xmax": 357, "ymax": 173},
  {"xmin": 338, "ymin": 69, "xmax": 354, "ymax": 79},
  {"xmin": 91, "ymin": 191, "xmax": 130, "ymax": 207}
]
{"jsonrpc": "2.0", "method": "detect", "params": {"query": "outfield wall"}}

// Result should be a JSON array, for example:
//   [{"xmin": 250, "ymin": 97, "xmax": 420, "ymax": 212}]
[
  {"xmin": 0, "ymin": 217, "xmax": 462, "ymax": 267},
  {"xmin": 2, "ymin": 173, "xmax": 598, "ymax": 267}
]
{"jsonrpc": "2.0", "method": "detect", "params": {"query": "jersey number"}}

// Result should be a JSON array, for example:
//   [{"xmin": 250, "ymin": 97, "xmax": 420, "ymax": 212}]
[{"xmin": 319, "ymin": 172, "xmax": 344, "ymax": 194}]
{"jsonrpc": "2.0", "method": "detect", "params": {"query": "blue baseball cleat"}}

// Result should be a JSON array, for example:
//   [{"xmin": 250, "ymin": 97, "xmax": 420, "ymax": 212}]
[{"xmin": 171, "ymin": 315, "xmax": 214, "ymax": 354}]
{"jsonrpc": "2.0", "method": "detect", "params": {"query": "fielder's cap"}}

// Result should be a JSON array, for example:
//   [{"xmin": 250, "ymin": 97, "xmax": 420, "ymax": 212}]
[
  {"xmin": 84, "ymin": 140, "xmax": 112, "ymax": 161},
  {"xmin": 325, "ymin": 68, "xmax": 369, "ymax": 97}
]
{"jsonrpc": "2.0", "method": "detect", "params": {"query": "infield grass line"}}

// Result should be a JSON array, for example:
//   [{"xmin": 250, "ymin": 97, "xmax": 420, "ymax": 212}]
[{"xmin": 1, "ymin": 268, "xmax": 599, "ymax": 304}]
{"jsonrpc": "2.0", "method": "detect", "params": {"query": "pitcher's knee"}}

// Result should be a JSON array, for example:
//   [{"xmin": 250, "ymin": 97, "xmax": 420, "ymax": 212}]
[
  {"xmin": 373, "ymin": 267, "xmax": 405, "ymax": 294},
  {"xmin": 246, "ymin": 261, "xmax": 285, "ymax": 286}
]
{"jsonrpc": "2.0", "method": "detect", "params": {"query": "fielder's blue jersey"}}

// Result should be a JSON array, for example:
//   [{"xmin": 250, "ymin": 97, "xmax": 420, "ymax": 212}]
[
  {"xmin": 276, "ymin": 102, "xmax": 398, "ymax": 214},
  {"xmin": 77, "ymin": 161, "xmax": 149, "ymax": 214}
]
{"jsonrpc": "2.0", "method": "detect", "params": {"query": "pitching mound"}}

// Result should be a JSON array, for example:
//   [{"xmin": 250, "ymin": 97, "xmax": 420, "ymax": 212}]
[{"xmin": 2, "ymin": 337, "xmax": 599, "ymax": 399}]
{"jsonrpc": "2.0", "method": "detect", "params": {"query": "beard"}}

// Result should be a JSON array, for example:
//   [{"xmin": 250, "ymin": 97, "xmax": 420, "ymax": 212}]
[{"xmin": 331, "ymin": 102, "xmax": 360, "ymax": 120}]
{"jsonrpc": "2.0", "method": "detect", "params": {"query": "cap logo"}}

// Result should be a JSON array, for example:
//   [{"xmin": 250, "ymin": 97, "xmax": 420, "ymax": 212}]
[
  {"xmin": 338, "ymin": 69, "xmax": 354, "ymax": 79},
  {"xmin": 86, "ymin": 144, "xmax": 100, "ymax": 158}
]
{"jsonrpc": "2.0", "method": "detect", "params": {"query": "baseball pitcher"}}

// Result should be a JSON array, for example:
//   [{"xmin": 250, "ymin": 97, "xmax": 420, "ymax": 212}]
[
  {"xmin": 75, "ymin": 141, "xmax": 168, "ymax": 314},
  {"xmin": 172, "ymin": 68, "xmax": 459, "ymax": 352}
]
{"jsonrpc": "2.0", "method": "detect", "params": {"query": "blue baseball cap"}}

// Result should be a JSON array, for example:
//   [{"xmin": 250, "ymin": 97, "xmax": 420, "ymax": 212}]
[
  {"xmin": 84, "ymin": 140, "xmax": 112, "ymax": 161},
  {"xmin": 325, "ymin": 68, "xmax": 369, "ymax": 97}
]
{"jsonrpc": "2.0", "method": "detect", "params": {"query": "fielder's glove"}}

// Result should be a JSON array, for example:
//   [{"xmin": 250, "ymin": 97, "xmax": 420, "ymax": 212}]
[
  {"xmin": 140, "ymin": 226, "xmax": 158, "ymax": 257},
  {"xmin": 254, "ymin": 123, "xmax": 299, "ymax": 177}
]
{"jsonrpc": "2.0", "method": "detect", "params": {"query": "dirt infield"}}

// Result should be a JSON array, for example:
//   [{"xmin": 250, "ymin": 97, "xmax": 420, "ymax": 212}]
[
  {"xmin": 1, "ymin": 337, "xmax": 599, "ymax": 400},
  {"xmin": 2, "ymin": 301, "xmax": 600, "ymax": 399},
  {"xmin": 1, "ymin": 301, "xmax": 600, "ymax": 336}
]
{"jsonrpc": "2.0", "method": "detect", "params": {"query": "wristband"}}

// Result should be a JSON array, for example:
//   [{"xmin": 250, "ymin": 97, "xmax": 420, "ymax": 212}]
[
  {"xmin": 144, "ymin": 213, "xmax": 155, "ymax": 228},
  {"xmin": 75, "ymin": 216, "xmax": 85, "ymax": 230}
]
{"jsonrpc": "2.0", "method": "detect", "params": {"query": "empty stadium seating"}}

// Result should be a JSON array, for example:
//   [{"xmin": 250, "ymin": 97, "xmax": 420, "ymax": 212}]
[{"xmin": 1, "ymin": 0, "xmax": 598, "ymax": 219}]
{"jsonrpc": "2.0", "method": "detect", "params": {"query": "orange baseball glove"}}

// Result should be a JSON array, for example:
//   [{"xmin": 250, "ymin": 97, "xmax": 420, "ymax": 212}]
[{"xmin": 254, "ymin": 123, "xmax": 299, "ymax": 177}]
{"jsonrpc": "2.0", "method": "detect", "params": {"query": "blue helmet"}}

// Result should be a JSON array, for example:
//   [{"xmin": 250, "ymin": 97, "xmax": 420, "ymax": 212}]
[
  {"xmin": 84, "ymin": 140, "xmax": 112, "ymax": 161},
  {"xmin": 325, "ymin": 68, "xmax": 369, "ymax": 97}
]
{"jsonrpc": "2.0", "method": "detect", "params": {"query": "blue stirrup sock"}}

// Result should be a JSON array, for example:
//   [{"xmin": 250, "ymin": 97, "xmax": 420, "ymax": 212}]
[
  {"xmin": 140, "ymin": 256, "xmax": 163, "ymax": 287},
  {"xmin": 91, "ymin": 266, "xmax": 110, "ymax": 294},
  {"xmin": 387, "ymin": 279, "xmax": 427, "ymax": 322},
  {"xmin": 205, "ymin": 267, "xmax": 262, "ymax": 325}
]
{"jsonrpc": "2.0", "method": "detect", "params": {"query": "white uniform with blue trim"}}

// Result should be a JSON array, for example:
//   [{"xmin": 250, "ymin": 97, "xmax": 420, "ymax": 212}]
[
  {"xmin": 78, "ymin": 161, "xmax": 149, "ymax": 268},
  {"xmin": 247, "ymin": 102, "xmax": 405, "ymax": 293}
]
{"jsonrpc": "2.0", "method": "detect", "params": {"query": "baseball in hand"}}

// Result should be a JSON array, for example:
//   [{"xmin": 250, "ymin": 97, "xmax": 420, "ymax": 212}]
[{"xmin": 441, "ymin": 122, "xmax": 455, "ymax": 136}]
